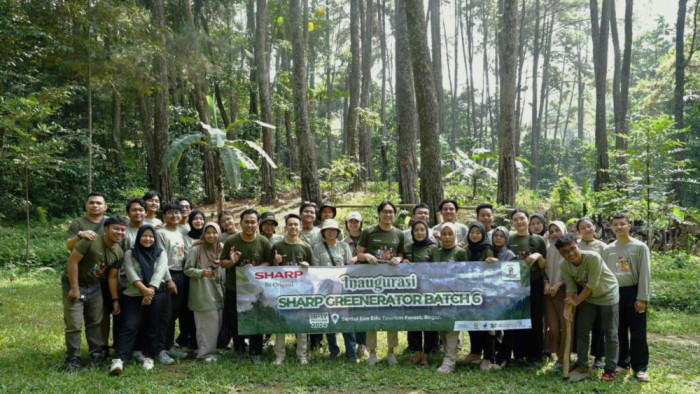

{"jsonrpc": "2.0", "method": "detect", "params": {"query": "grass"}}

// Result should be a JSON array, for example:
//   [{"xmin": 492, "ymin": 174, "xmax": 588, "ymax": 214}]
[{"xmin": 1, "ymin": 271, "xmax": 699, "ymax": 392}]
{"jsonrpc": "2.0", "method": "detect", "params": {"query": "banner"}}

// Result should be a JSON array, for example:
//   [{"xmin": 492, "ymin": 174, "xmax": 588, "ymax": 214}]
[{"xmin": 236, "ymin": 261, "xmax": 531, "ymax": 335}]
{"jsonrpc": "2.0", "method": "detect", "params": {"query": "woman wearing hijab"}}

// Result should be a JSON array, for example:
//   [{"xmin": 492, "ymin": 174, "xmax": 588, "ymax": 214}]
[
  {"xmin": 184, "ymin": 210, "xmax": 206, "ymax": 250},
  {"xmin": 543, "ymin": 221, "xmax": 570, "ymax": 371},
  {"xmin": 184, "ymin": 222, "xmax": 225, "ymax": 362},
  {"xmin": 463, "ymin": 222, "xmax": 496, "ymax": 370},
  {"xmin": 110, "ymin": 225, "xmax": 170, "ymax": 375},
  {"xmin": 529, "ymin": 213, "xmax": 548, "ymax": 245},
  {"xmin": 402, "ymin": 220, "xmax": 439, "ymax": 367}
]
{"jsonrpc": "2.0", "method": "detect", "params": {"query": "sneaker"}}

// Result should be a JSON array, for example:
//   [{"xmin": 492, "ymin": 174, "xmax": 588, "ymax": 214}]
[
  {"xmin": 593, "ymin": 357, "xmax": 605, "ymax": 369},
  {"xmin": 480, "ymin": 359, "xmax": 493, "ymax": 371},
  {"xmin": 387, "ymin": 354, "xmax": 398, "ymax": 365},
  {"xmin": 157, "ymin": 350, "xmax": 175, "ymax": 365},
  {"xmin": 132, "ymin": 351, "xmax": 146, "ymax": 363},
  {"xmin": 252, "ymin": 355, "xmax": 262, "ymax": 365},
  {"xmin": 601, "ymin": 370, "xmax": 617, "ymax": 381},
  {"xmin": 89, "ymin": 353, "xmax": 103, "ymax": 368},
  {"xmin": 463, "ymin": 352, "xmax": 482, "ymax": 364},
  {"xmin": 437, "ymin": 363, "xmax": 454, "ymax": 373},
  {"xmin": 615, "ymin": 364, "xmax": 630, "ymax": 373},
  {"xmin": 368, "ymin": 354, "xmax": 378, "ymax": 366},
  {"xmin": 273, "ymin": 357, "xmax": 284, "ymax": 365},
  {"xmin": 357, "ymin": 344, "xmax": 369, "ymax": 358},
  {"xmin": 635, "ymin": 370, "xmax": 650, "ymax": 382},
  {"xmin": 203, "ymin": 355, "xmax": 218, "ymax": 363},
  {"xmin": 167, "ymin": 347, "xmax": 188, "ymax": 359},
  {"xmin": 142, "ymin": 357, "xmax": 154, "ymax": 370},
  {"xmin": 65, "ymin": 357, "xmax": 81, "ymax": 373},
  {"xmin": 299, "ymin": 357, "xmax": 308, "ymax": 365},
  {"xmin": 109, "ymin": 358, "xmax": 123, "ymax": 376}
]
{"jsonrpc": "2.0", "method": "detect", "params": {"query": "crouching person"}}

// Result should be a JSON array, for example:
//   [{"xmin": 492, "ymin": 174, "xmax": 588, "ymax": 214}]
[
  {"xmin": 185, "ymin": 222, "xmax": 225, "ymax": 362},
  {"xmin": 556, "ymin": 233, "xmax": 620, "ymax": 381}
]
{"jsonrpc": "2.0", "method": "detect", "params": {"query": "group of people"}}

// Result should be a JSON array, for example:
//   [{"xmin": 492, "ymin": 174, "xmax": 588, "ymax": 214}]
[{"xmin": 62, "ymin": 192, "xmax": 651, "ymax": 383}]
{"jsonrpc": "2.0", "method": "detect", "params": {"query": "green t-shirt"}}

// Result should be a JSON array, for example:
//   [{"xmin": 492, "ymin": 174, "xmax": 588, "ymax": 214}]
[
  {"xmin": 432, "ymin": 246, "xmax": 469, "ymax": 262},
  {"xmin": 509, "ymin": 233, "xmax": 547, "ymax": 282},
  {"xmin": 312, "ymin": 241, "xmax": 353, "ymax": 266},
  {"xmin": 220, "ymin": 233, "xmax": 273, "ymax": 290},
  {"xmin": 157, "ymin": 227, "xmax": 187, "ymax": 271},
  {"xmin": 561, "ymin": 250, "xmax": 619, "ymax": 306},
  {"xmin": 67, "ymin": 237, "xmax": 124, "ymax": 285},
  {"xmin": 601, "ymin": 238, "xmax": 652, "ymax": 301},
  {"xmin": 273, "ymin": 240, "xmax": 314, "ymax": 266},
  {"xmin": 66, "ymin": 216, "xmax": 105, "ymax": 241},
  {"xmin": 404, "ymin": 243, "xmax": 439, "ymax": 263},
  {"xmin": 358, "ymin": 225, "xmax": 405, "ymax": 263}
]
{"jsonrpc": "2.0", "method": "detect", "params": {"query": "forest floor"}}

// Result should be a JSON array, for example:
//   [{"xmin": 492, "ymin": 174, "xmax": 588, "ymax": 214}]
[{"xmin": 0, "ymin": 271, "xmax": 698, "ymax": 393}]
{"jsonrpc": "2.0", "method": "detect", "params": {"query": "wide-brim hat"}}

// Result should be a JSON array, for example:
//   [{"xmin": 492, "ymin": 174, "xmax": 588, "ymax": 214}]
[
  {"xmin": 319, "ymin": 202, "xmax": 337, "ymax": 218},
  {"xmin": 259, "ymin": 211, "xmax": 278, "ymax": 228},
  {"xmin": 320, "ymin": 219, "xmax": 341, "ymax": 236}
]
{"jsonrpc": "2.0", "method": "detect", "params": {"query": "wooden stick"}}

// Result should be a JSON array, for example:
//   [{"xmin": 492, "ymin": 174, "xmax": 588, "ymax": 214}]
[{"xmin": 562, "ymin": 304, "xmax": 573, "ymax": 379}]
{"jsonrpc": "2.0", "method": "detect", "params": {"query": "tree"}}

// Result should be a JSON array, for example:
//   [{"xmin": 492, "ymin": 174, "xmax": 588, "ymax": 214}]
[
  {"xmin": 255, "ymin": 0, "xmax": 276, "ymax": 204},
  {"xmin": 404, "ymin": 0, "xmax": 444, "ymax": 225},
  {"xmin": 610, "ymin": 0, "xmax": 634, "ymax": 183},
  {"xmin": 395, "ymin": 0, "xmax": 418, "ymax": 204},
  {"xmin": 498, "ymin": 0, "xmax": 518, "ymax": 206},
  {"xmin": 289, "ymin": 0, "xmax": 321, "ymax": 204},
  {"xmin": 346, "ymin": 0, "xmax": 361, "ymax": 188},
  {"xmin": 530, "ymin": 0, "xmax": 541, "ymax": 189},
  {"xmin": 359, "ymin": 0, "xmax": 374, "ymax": 182},
  {"xmin": 430, "ymin": 0, "xmax": 445, "ymax": 138},
  {"xmin": 590, "ymin": 0, "xmax": 612, "ymax": 190}
]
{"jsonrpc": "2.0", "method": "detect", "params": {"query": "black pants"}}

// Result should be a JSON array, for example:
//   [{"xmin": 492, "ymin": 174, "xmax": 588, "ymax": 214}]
[
  {"xmin": 223, "ymin": 285, "xmax": 263, "ymax": 356},
  {"xmin": 468, "ymin": 331, "xmax": 496, "ymax": 362},
  {"xmin": 618, "ymin": 286, "xmax": 649, "ymax": 372},
  {"xmin": 114, "ymin": 288, "xmax": 168, "ymax": 360},
  {"xmin": 407, "ymin": 331, "xmax": 439, "ymax": 354},
  {"xmin": 496, "ymin": 276, "xmax": 544, "ymax": 364},
  {"xmin": 165, "ymin": 270, "xmax": 196, "ymax": 350}
]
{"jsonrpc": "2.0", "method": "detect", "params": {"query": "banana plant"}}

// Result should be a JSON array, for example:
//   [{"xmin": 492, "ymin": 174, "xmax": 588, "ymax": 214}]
[{"xmin": 164, "ymin": 120, "xmax": 277, "ymax": 212}]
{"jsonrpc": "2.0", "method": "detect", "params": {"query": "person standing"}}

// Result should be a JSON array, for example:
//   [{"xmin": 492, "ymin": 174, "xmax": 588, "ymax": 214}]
[
  {"xmin": 601, "ymin": 213, "xmax": 651, "ymax": 382},
  {"xmin": 219, "ymin": 209, "xmax": 273, "ymax": 364},
  {"xmin": 299, "ymin": 202, "xmax": 323, "ymax": 248},
  {"xmin": 357, "ymin": 201, "xmax": 405, "ymax": 366},
  {"xmin": 65, "ymin": 192, "xmax": 108, "ymax": 251},
  {"xmin": 62, "ymin": 216, "xmax": 126, "ymax": 372},
  {"xmin": 476, "ymin": 203, "xmax": 495, "ymax": 244},
  {"xmin": 403, "ymin": 203, "xmax": 436, "ymax": 246},
  {"xmin": 218, "ymin": 211, "xmax": 238, "ymax": 243},
  {"xmin": 556, "ymin": 233, "xmax": 620, "ymax": 381},
  {"xmin": 142, "ymin": 191, "xmax": 164, "ymax": 229},
  {"xmin": 343, "ymin": 211, "xmax": 368, "ymax": 357},
  {"xmin": 177, "ymin": 197, "xmax": 194, "ymax": 235},
  {"xmin": 259, "ymin": 211, "xmax": 284, "ymax": 245},
  {"xmin": 543, "ymin": 221, "xmax": 570, "ymax": 371},
  {"xmin": 431, "ymin": 199, "xmax": 468, "ymax": 247}
]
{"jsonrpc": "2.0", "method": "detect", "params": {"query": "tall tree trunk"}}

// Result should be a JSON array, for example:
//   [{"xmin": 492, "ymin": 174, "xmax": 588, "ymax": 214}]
[
  {"xmin": 110, "ymin": 86, "xmax": 123, "ymax": 165},
  {"xmin": 359, "ymin": 0, "xmax": 374, "ymax": 182},
  {"xmin": 325, "ymin": 0, "xmax": 333, "ymax": 166},
  {"xmin": 675, "ymin": 0, "xmax": 688, "ymax": 132},
  {"xmin": 404, "ymin": 0, "xmax": 444, "ymax": 226},
  {"xmin": 379, "ymin": 0, "xmax": 390, "ymax": 182},
  {"xmin": 346, "ymin": 0, "xmax": 361, "ymax": 189},
  {"xmin": 537, "ymin": 14, "xmax": 554, "ymax": 140},
  {"xmin": 289, "ymin": 0, "xmax": 321, "ymax": 204},
  {"xmin": 577, "ymin": 40, "xmax": 585, "ymax": 139},
  {"xmin": 214, "ymin": 79, "xmax": 231, "ymax": 128},
  {"xmin": 247, "ymin": 0, "xmax": 259, "ymax": 117},
  {"xmin": 396, "ymin": 0, "xmax": 418, "ymax": 204},
  {"xmin": 256, "ymin": 0, "xmax": 276, "ymax": 204},
  {"xmin": 498, "ymin": 0, "xmax": 518, "ymax": 206},
  {"xmin": 553, "ymin": 57, "xmax": 566, "ymax": 141},
  {"xmin": 591, "ymin": 0, "xmax": 612, "ymax": 190},
  {"xmin": 514, "ymin": 0, "xmax": 527, "ymax": 156},
  {"xmin": 148, "ymin": 0, "xmax": 172, "ymax": 201},
  {"xmin": 530, "ymin": 0, "xmax": 541, "ymax": 190},
  {"xmin": 450, "ymin": 0, "xmax": 459, "ymax": 148},
  {"xmin": 430, "ymin": 0, "xmax": 445, "ymax": 138}
]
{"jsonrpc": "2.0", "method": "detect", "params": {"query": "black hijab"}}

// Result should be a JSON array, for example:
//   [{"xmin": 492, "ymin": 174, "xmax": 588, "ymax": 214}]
[
  {"xmin": 492, "ymin": 226, "xmax": 517, "ymax": 261},
  {"xmin": 187, "ymin": 210, "xmax": 205, "ymax": 239},
  {"xmin": 529, "ymin": 213, "xmax": 547, "ymax": 236},
  {"xmin": 467, "ymin": 222, "xmax": 493, "ymax": 261},
  {"xmin": 411, "ymin": 220, "xmax": 435, "ymax": 247},
  {"xmin": 132, "ymin": 225, "xmax": 162, "ymax": 284}
]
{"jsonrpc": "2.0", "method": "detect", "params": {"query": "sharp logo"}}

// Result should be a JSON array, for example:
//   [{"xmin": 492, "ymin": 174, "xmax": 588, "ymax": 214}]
[{"xmin": 254, "ymin": 270, "xmax": 304, "ymax": 280}]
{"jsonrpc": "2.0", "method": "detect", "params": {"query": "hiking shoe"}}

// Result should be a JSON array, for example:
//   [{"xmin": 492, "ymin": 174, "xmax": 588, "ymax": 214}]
[
  {"xmin": 252, "ymin": 355, "xmax": 262, "ymax": 365},
  {"xmin": 593, "ymin": 357, "xmax": 605, "ymax": 369},
  {"xmin": 167, "ymin": 347, "xmax": 188, "ymax": 359},
  {"xmin": 387, "ymin": 354, "xmax": 398, "ymax": 365},
  {"xmin": 357, "ymin": 344, "xmax": 369, "ymax": 358},
  {"xmin": 65, "ymin": 357, "xmax": 81, "ymax": 373},
  {"xmin": 480, "ymin": 359, "xmax": 493, "ymax": 371},
  {"xmin": 273, "ymin": 357, "xmax": 284, "ymax": 365},
  {"xmin": 88, "ymin": 352, "xmax": 103, "ymax": 368},
  {"xmin": 463, "ymin": 352, "xmax": 482, "ymax": 364},
  {"xmin": 299, "ymin": 357, "xmax": 308, "ymax": 365},
  {"xmin": 109, "ymin": 359, "xmax": 123, "ymax": 376},
  {"xmin": 132, "ymin": 351, "xmax": 146, "ymax": 363},
  {"xmin": 142, "ymin": 357, "xmax": 154, "ymax": 370},
  {"xmin": 437, "ymin": 362, "xmax": 454, "ymax": 373},
  {"xmin": 157, "ymin": 350, "xmax": 175, "ymax": 365},
  {"xmin": 203, "ymin": 355, "xmax": 218, "ymax": 363},
  {"xmin": 601, "ymin": 370, "xmax": 617, "ymax": 381},
  {"xmin": 636, "ymin": 370, "xmax": 650, "ymax": 382},
  {"xmin": 368, "ymin": 354, "xmax": 378, "ymax": 366}
]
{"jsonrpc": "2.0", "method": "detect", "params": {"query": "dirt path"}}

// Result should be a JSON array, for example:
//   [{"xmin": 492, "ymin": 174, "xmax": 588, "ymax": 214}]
[{"xmin": 195, "ymin": 191, "xmax": 302, "ymax": 222}]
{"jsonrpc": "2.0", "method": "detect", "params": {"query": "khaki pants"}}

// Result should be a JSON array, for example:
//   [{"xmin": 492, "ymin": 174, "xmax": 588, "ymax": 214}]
[
  {"xmin": 194, "ymin": 309, "xmax": 222, "ymax": 359},
  {"xmin": 366, "ymin": 331, "xmax": 399, "ymax": 350},
  {"xmin": 274, "ymin": 333, "xmax": 307, "ymax": 361},
  {"xmin": 62, "ymin": 278, "xmax": 103, "ymax": 360},
  {"xmin": 544, "ymin": 287, "xmax": 571, "ymax": 362},
  {"xmin": 441, "ymin": 331, "xmax": 460, "ymax": 367}
]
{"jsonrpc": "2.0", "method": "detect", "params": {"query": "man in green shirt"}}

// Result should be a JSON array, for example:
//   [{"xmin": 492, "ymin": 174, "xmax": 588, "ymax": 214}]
[
  {"xmin": 431, "ymin": 198, "xmax": 468, "ymax": 248},
  {"xmin": 63, "ymin": 216, "xmax": 126, "ymax": 372},
  {"xmin": 601, "ymin": 213, "xmax": 651, "ymax": 382},
  {"xmin": 220, "ymin": 208, "xmax": 273, "ymax": 364},
  {"xmin": 65, "ymin": 192, "xmax": 108, "ymax": 251},
  {"xmin": 556, "ymin": 232, "xmax": 620, "ymax": 381}
]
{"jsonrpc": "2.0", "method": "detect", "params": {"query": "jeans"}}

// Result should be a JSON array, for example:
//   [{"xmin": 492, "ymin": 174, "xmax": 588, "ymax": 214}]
[
  {"xmin": 467, "ymin": 331, "xmax": 495, "ymax": 362},
  {"xmin": 62, "ymin": 278, "xmax": 102, "ymax": 360},
  {"xmin": 165, "ymin": 270, "xmax": 196, "ymax": 350},
  {"xmin": 618, "ymin": 286, "xmax": 649, "ymax": 372},
  {"xmin": 326, "ymin": 332, "xmax": 357, "ymax": 358},
  {"xmin": 113, "ymin": 288, "xmax": 168, "ymax": 360},
  {"xmin": 575, "ymin": 300, "xmax": 619, "ymax": 371},
  {"xmin": 408, "ymin": 331, "xmax": 439, "ymax": 354}
]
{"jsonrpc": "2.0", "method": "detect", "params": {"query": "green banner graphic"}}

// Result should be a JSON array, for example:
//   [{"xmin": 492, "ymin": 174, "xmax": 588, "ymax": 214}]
[{"xmin": 236, "ymin": 261, "xmax": 531, "ymax": 335}]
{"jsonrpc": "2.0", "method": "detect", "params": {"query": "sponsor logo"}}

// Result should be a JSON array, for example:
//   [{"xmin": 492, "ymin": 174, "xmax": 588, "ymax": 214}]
[{"xmin": 254, "ymin": 270, "xmax": 304, "ymax": 280}]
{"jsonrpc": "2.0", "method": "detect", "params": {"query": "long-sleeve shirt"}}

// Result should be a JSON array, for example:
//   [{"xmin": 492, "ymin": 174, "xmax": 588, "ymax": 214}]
[
  {"xmin": 601, "ymin": 238, "xmax": 652, "ymax": 301},
  {"xmin": 122, "ymin": 249, "xmax": 169, "ymax": 297},
  {"xmin": 184, "ymin": 246, "xmax": 225, "ymax": 311}
]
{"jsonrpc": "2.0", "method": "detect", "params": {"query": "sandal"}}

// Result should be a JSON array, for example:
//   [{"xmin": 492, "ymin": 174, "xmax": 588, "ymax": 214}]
[{"xmin": 601, "ymin": 370, "xmax": 617, "ymax": 381}]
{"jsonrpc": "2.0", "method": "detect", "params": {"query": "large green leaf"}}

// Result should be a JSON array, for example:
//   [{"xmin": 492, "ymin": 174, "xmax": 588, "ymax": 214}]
[
  {"xmin": 224, "ymin": 143, "xmax": 258, "ymax": 170},
  {"xmin": 252, "ymin": 119, "xmax": 276, "ymax": 130},
  {"xmin": 163, "ymin": 133, "xmax": 206, "ymax": 175},
  {"xmin": 220, "ymin": 146, "xmax": 241, "ymax": 189},
  {"xmin": 241, "ymin": 140, "xmax": 277, "ymax": 169}
]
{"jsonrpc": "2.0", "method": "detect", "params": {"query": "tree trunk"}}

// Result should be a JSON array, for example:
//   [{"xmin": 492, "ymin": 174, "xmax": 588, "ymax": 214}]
[
  {"xmin": 214, "ymin": 79, "xmax": 231, "ymax": 128},
  {"xmin": 514, "ymin": 0, "xmax": 527, "ymax": 156},
  {"xmin": 430, "ymin": 0, "xmax": 445, "ymax": 138},
  {"xmin": 379, "ymin": 0, "xmax": 390, "ymax": 182},
  {"xmin": 110, "ymin": 87, "xmax": 123, "ymax": 165},
  {"xmin": 577, "ymin": 40, "xmax": 585, "ymax": 139},
  {"xmin": 359, "ymin": 0, "xmax": 374, "ymax": 182},
  {"xmin": 591, "ymin": 0, "xmax": 612, "ymax": 190},
  {"xmin": 256, "ymin": 0, "xmax": 276, "ymax": 204},
  {"xmin": 247, "ymin": 0, "xmax": 259, "ymax": 117},
  {"xmin": 498, "ymin": 0, "xmax": 518, "ymax": 206},
  {"xmin": 395, "ymin": 0, "xmax": 418, "ymax": 204},
  {"xmin": 346, "ymin": 0, "xmax": 361, "ymax": 188},
  {"xmin": 530, "ymin": 0, "xmax": 541, "ymax": 190},
  {"xmin": 281, "ymin": 51, "xmax": 297, "ymax": 172},
  {"xmin": 674, "ymin": 0, "xmax": 690, "ymax": 199},
  {"xmin": 450, "ymin": 0, "xmax": 459, "ymax": 149},
  {"xmin": 404, "ymin": 0, "xmax": 444, "ymax": 226},
  {"xmin": 289, "ymin": 0, "xmax": 321, "ymax": 204}
]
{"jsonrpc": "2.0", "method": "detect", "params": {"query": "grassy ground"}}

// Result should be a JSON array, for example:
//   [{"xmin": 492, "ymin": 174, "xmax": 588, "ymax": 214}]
[{"xmin": 1, "ymin": 271, "xmax": 698, "ymax": 393}]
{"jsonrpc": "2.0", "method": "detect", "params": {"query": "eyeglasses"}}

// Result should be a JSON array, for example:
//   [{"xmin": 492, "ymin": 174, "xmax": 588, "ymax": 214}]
[{"xmin": 380, "ymin": 210, "xmax": 395, "ymax": 215}]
